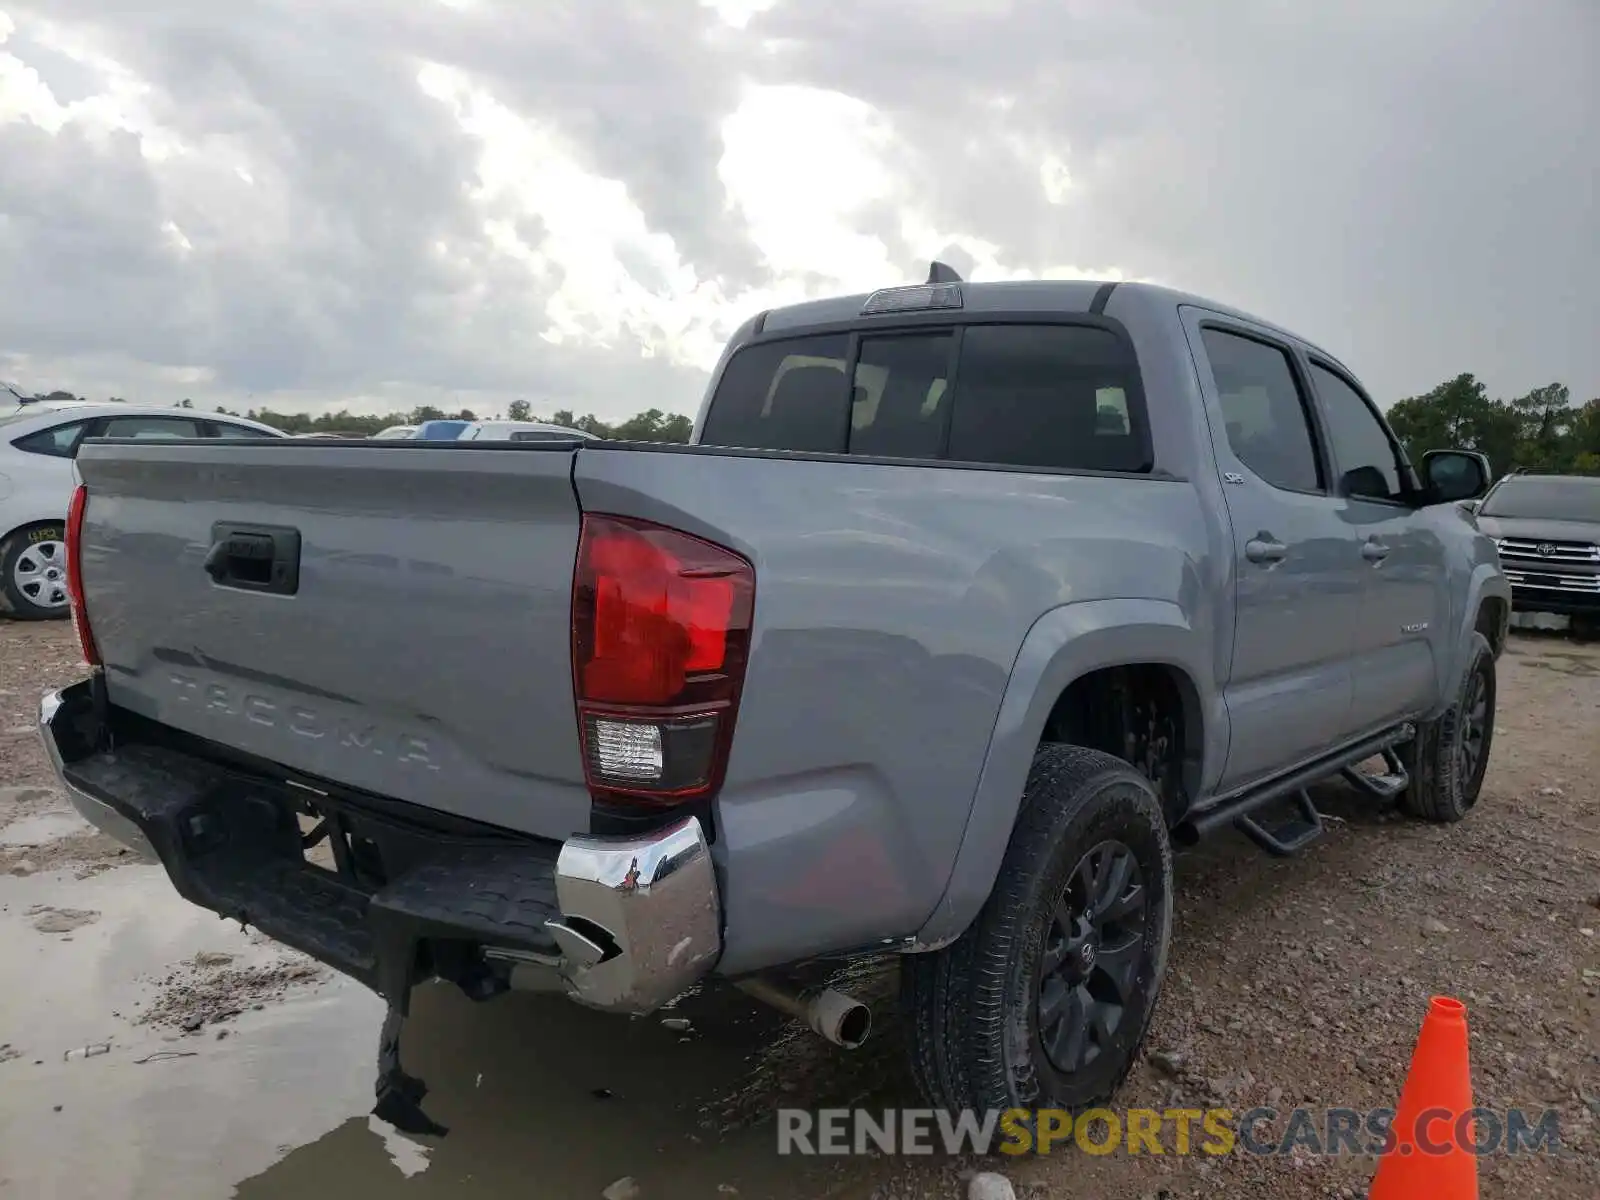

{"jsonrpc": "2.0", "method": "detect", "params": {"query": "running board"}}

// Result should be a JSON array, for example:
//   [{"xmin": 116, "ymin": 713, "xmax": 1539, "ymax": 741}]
[{"xmin": 1175, "ymin": 723, "xmax": 1415, "ymax": 853}]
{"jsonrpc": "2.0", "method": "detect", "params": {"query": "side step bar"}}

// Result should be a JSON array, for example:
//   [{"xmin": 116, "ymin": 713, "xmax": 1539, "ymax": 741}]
[
  {"xmin": 1175, "ymin": 723, "xmax": 1414, "ymax": 855},
  {"xmin": 1339, "ymin": 746, "xmax": 1410, "ymax": 800},
  {"xmin": 1235, "ymin": 790, "xmax": 1323, "ymax": 857}
]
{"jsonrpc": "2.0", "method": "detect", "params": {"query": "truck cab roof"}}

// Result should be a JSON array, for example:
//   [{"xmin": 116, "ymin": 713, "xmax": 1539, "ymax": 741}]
[{"xmin": 754, "ymin": 278, "xmax": 1351, "ymax": 378}]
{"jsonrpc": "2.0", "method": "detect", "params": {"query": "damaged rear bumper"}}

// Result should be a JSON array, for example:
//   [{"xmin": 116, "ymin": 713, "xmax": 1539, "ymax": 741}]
[{"xmin": 39, "ymin": 680, "xmax": 721, "ymax": 1016}]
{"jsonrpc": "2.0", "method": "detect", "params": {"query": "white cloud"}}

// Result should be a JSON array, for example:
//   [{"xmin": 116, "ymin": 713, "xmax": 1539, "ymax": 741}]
[
  {"xmin": 416, "ymin": 69, "xmax": 1133, "ymax": 380},
  {"xmin": 719, "ymin": 83, "xmax": 898, "ymax": 285},
  {"xmin": 0, "ymin": 0, "xmax": 1593, "ymax": 421},
  {"xmin": 700, "ymin": 0, "xmax": 781, "ymax": 31},
  {"xmin": 0, "ymin": 10, "xmax": 182, "ymax": 157}
]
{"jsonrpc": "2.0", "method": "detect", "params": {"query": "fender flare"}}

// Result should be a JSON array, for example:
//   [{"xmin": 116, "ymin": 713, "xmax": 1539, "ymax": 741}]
[
  {"xmin": 911, "ymin": 597, "xmax": 1223, "ymax": 948},
  {"xmin": 1431, "ymin": 563, "xmax": 1511, "ymax": 717}
]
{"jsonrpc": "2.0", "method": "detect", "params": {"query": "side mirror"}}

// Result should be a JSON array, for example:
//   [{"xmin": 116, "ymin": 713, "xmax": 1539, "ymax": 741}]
[{"xmin": 1420, "ymin": 449, "xmax": 1490, "ymax": 505}]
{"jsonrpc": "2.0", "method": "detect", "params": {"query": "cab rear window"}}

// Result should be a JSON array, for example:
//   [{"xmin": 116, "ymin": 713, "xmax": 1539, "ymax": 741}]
[{"xmin": 698, "ymin": 323, "xmax": 1150, "ymax": 473}]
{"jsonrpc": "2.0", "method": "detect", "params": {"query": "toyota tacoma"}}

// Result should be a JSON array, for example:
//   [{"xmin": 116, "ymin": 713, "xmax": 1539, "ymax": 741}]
[{"xmin": 39, "ymin": 270, "xmax": 1508, "ymax": 1132}]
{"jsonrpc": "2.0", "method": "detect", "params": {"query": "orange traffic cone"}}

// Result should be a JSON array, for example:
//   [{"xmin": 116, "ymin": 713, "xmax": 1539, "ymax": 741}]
[{"xmin": 1370, "ymin": 995, "xmax": 1478, "ymax": 1199}]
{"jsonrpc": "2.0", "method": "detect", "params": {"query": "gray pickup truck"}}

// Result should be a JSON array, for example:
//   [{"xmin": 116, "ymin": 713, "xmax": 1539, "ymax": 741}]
[{"xmin": 40, "ymin": 272, "xmax": 1508, "ymax": 1132}]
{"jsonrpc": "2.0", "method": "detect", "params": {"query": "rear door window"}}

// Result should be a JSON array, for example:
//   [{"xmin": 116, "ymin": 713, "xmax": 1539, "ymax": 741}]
[
  {"xmin": 1199, "ymin": 328, "xmax": 1324, "ymax": 493},
  {"xmin": 100, "ymin": 416, "xmax": 205, "ymax": 439},
  {"xmin": 210, "ymin": 421, "xmax": 280, "ymax": 439},
  {"xmin": 12, "ymin": 419, "xmax": 92, "ymax": 457}
]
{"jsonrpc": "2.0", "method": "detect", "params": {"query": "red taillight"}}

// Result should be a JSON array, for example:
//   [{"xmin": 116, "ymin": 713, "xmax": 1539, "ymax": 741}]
[
  {"xmin": 572, "ymin": 514, "xmax": 754, "ymax": 805},
  {"xmin": 65, "ymin": 484, "xmax": 101, "ymax": 667}
]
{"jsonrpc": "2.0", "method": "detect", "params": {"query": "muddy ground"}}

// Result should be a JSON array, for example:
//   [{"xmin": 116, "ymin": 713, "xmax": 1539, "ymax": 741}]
[{"xmin": 1, "ymin": 619, "xmax": 1596, "ymax": 1199}]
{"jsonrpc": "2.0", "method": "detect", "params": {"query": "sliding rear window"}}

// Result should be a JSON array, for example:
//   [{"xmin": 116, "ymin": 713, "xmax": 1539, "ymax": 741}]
[{"xmin": 698, "ymin": 322, "xmax": 1150, "ymax": 473}]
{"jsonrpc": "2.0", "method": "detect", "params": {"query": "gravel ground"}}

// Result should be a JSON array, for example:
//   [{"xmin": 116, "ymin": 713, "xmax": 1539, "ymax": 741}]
[
  {"xmin": 861, "ymin": 629, "xmax": 1600, "ymax": 1200},
  {"xmin": 136, "ymin": 955, "xmax": 329, "ymax": 1034},
  {"xmin": 2, "ymin": 619, "xmax": 1597, "ymax": 1199}
]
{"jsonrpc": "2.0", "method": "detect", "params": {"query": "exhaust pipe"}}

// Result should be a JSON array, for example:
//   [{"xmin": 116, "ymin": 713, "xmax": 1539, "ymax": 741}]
[{"xmin": 736, "ymin": 977, "xmax": 872, "ymax": 1049}]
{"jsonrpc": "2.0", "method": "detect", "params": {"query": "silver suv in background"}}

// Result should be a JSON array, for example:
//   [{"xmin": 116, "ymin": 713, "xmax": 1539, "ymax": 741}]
[{"xmin": 1475, "ymin": 470, "xmax": 1600, "ymax": 633}]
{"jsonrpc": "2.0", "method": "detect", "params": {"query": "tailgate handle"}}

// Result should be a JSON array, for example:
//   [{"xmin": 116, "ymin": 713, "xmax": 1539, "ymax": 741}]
[{"xmin": 204, "ymin": 524, "xmax": 301, "ymax": 595}]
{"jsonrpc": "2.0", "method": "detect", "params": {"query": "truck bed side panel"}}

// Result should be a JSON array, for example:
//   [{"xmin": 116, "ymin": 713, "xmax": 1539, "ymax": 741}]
[
  {"xmin": 74, "ymin": 442, "xmax": 592, "ymax": 841},
  {"xmin": 574, "ymin": 447, "xmax": 1216, "ymax": 972}
]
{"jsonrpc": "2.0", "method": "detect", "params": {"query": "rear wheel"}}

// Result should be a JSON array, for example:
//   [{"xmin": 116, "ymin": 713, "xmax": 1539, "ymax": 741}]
[
  {"xmin": 904, "ymin": 745, "xmax": 1173, "ymax": 1114},
  {"xmin": 0, "ymin": 523, "xmax": 71, "ymax": 620},
  {"xmin": 1399, "ymin": 632, "xmax": 1495, "ymax": 822}
]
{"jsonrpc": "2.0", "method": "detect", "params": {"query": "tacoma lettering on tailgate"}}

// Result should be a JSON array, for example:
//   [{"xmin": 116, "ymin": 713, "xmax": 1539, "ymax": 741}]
[{"xmin": 167, "ymin": 671, "xmax": 440, "ymax": 769}]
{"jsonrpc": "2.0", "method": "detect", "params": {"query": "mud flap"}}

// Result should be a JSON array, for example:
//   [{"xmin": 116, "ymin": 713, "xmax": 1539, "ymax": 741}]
[{"xmin": 372, "ymin": 1004, "xmax": 449, "ymax": 1138}]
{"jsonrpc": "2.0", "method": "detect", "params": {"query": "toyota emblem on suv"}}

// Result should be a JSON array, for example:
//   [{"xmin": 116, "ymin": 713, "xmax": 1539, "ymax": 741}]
[{"xmin": 1536, "ymin": 542, "xmax": 1557, "ymax": 557}]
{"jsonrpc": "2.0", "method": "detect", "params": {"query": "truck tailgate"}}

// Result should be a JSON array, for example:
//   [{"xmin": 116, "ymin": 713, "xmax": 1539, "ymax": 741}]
[{"xmin": 73, "ymin": 440, "xmax": 591, "ymax": 840}]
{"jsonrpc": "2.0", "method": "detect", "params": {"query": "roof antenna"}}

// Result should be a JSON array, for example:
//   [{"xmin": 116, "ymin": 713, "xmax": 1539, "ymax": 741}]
[{"xmin": 926, "ymin": 261, "xmax": 963, "ymax": 284}]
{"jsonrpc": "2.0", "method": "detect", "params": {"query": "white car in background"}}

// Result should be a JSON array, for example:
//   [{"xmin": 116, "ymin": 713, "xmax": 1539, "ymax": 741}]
[
  {"xmin": 0, "ymin": 402, "xmax": 285, "ymax": 620},
  {"xmin": 372, "ymin": 424, "xmax": 418, "ymax": 439},
  {"xmin": 457, "ymin": 419, "xmax": 598, "ymax": 442}
]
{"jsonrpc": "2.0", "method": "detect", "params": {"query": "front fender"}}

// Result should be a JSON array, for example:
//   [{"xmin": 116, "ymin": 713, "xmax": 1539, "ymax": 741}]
[
  {"xmin": 1429, "ymin": 561, "xmax": 1511, "ymax": 717},
  {"xmin": 911, "ymin": 598, "xmax": 1224, "ymax": 949}
]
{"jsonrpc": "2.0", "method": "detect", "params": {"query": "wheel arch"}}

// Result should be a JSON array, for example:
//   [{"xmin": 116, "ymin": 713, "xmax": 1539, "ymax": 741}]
[
  {"xmin": 0, "ymin": 512, "xmax": 72, "ymax": 617},
  {"xmin": 911, "ymin": 598, "xmax": 1224, "ymax": 949},
  {"xmin": 2, "ymin": 511, "xmax": 69, "ymax": 545}
]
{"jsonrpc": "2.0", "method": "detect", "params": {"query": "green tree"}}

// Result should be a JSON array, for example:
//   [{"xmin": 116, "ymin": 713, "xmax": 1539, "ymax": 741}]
[
  {"xmin": 1387, "ymin": 374, "xmax": 1497, "ymax": 465},
  {"xmin": 507, "ymin": 399, "xmax": 532, "ymax": 421},
  {"xmin": 1508, "ymin": 382, "xmax": 1575, "ymax": 470},
  {"xmin": 1568, "ymin": 398, "xmax": 1600, "ymax": 473},
  {"xmin": 1385, "ymin": 373, "xmax": 1587, "ymax": 478},
  {"xmin": 611, "ymin": 408, "xmax": 671, "ymax": 441}
]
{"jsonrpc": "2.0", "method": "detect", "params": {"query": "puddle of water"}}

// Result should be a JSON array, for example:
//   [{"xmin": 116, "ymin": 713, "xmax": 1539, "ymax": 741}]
[
  {"xmin": 1, "ymin": 808, "xmax": 91, "ymax": 846},
  {"xmin": 234, "ymin": 981, "xmax": 899, "ymax": 1200},
  {"xmin": 0, "ymin": 864, "xmax": 914, "ymax": 1200},
  {"xmin": 0, "ymin": 865, "xmax": 381, "ymax": 1200}
]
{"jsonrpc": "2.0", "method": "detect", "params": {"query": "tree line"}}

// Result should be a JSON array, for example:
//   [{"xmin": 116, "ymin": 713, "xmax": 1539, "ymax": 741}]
[
  {"xmin": 22, "ymin": 377, "xmax": 1600, "ymax": 473},
  {"xmin": 18, "ymin": 391, "xmax": 695, "ymax": 443},
  {"xmin": 1387, "ymin": 377, "xmax": 1600, "ymax": 478},
  {"xmin": 218, "ymin": 399, "xmax": 696, "ymax": 443}
]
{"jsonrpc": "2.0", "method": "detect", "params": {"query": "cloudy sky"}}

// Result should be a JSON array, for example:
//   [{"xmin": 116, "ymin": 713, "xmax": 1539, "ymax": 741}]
[{"xmin": 0, "ymin": 0, "xmax": 1594, "ymax": 423}]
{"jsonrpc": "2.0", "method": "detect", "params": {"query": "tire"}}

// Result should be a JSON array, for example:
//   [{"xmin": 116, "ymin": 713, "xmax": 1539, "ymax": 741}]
[
  {"xmin": 904, "ymin": 745, "xmax": 1174, "ymax": 1115},
  {"xmin": 1398, "ymin": 631, "xmax": 1496, "ymax": 822},
  {"xmin": 0, "ymin": 523, "xmax": 72, "ymax": 621}
]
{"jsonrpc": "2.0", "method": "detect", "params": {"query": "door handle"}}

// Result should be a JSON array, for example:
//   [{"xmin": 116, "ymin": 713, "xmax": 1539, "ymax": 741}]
[
  {"xmin": 1245, "ymin": 535, "xmax": 1287, "ymax": 564},
  {"xmin": 1362, "ymin": 538, "xmax": 1391, "ymax": 563}
]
